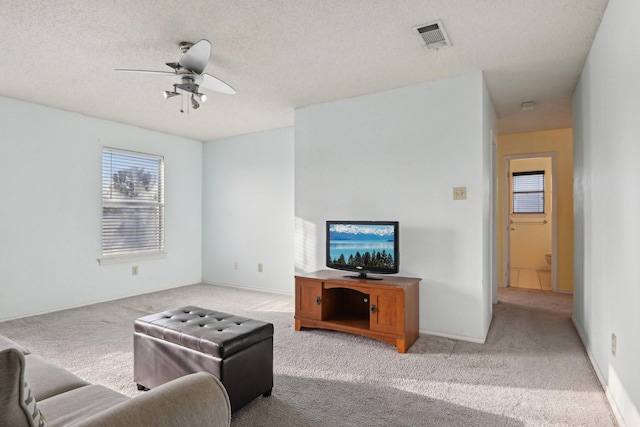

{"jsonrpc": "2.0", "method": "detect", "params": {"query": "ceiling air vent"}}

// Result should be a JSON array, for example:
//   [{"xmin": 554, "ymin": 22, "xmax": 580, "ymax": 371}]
[{"xmin": 414, "ymin": 20, "xmax": 451, "ymax": 50}]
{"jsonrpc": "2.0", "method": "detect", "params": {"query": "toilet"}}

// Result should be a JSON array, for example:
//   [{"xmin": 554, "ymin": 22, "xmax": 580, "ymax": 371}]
[{"xmin": 545, "ymin": 253, "xmax": 552, "ymax": 265}]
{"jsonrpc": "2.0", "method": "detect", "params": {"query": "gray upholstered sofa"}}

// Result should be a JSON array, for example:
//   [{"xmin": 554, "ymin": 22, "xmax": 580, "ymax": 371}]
[{"xmin": 0, "ymin": 334, "xmax": 231, "ymax": 427}]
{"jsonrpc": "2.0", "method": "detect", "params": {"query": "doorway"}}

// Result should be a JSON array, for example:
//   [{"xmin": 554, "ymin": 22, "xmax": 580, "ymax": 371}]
[{"xmin": 502, "ymin": 154, "xmax": 557, "ymax": 292}]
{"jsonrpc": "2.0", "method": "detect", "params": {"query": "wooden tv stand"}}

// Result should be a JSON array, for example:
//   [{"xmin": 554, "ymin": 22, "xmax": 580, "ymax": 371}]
[{"xmin": 294, "ymin": 270, "xmax": 420, "ymax": 353}]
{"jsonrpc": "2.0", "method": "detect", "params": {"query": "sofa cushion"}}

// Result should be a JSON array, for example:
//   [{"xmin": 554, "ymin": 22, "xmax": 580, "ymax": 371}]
[
  {"xmin": 0, "ymin": 334, "xmax": 31, "ymax": 354},
  {"xmin": 0, "ymin": 348, "xmax": 48, "ymax": 427},
  {"xmin": 37, "ymin": 385, "xmax": 129, "ymax": 426},
  {"xmin": 24, "ymin": 354, "xmax": 90, "ymax": 401}
]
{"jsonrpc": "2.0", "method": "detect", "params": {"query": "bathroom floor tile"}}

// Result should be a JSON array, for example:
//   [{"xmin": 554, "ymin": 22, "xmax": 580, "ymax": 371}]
[
  {"xmin": 538, "ymin": 270, "xmax": 552, "ymax": 290},
  {"xmin": 516, "ymin": 269, "xmax": 541, "ymax": 289},
  {"xmin": 509, "ymin": 268, "xmax": 519, "ymax": 286}
]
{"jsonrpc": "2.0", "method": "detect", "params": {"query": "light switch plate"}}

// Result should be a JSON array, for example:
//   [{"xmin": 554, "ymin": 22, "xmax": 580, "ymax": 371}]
[{"xmin": 453, "ymin": 187, "xmax": 467, "ymax": 200}]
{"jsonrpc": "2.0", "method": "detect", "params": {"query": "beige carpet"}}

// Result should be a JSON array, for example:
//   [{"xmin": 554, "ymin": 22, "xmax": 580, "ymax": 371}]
[{"xmin": 0, "ymin": 284, "xmax": 616, "ymax": 426}]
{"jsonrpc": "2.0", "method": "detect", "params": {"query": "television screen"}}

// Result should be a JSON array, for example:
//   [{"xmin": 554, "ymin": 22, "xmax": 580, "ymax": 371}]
[{"xmin": 326, "ymin": 221, "xmax": 399, "ymax": 279}]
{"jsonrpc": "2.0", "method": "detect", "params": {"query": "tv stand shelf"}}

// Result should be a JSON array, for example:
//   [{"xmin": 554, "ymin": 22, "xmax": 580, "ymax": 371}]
[{"xmin": 294, "ymin": 270, "xmax": 420, "ymax": 353}]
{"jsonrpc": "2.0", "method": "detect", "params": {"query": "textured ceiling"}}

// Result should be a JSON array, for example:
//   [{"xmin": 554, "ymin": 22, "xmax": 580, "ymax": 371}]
[{"xmin": 0, "ymin": 0, "xmax": 608, "ymax": 141}]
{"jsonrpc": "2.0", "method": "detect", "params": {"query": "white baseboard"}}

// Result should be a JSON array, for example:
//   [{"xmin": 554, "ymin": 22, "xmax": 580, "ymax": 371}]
[
  {"xmin": 419, "ymin": 328, "xmax": 487, "ymax": 344},
  {"xmin": 201, "ymin": 280, "xmax": 294, "ymax": 297},
  {"xmin": 0, "ymin": 281, "xmax": 201, "ymax": 322}
]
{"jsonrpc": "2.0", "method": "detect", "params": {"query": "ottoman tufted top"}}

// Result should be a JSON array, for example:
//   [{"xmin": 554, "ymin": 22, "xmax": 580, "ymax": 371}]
[{"xmin": 134, "ymin": 306, "xmax": 274, "ymax": 359}]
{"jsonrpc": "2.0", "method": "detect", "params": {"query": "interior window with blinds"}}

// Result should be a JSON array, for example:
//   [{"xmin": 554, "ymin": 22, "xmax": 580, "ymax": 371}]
[
  {"xmin": 512, "ymin": 171, "xmax": 545, "ymax": 214},
  {"xmin": 102, "ymin": 148, "xmax": 164, "ymax": 256}
]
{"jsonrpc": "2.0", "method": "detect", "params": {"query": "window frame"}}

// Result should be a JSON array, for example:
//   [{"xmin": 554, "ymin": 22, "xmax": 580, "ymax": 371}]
[
  {"xmin": 98, "ymin": 147, "xmax": 165, "ymax": 265},
  {"xmin": 511, "ymin": 170, "xmax": 545, "ymax": 214}
]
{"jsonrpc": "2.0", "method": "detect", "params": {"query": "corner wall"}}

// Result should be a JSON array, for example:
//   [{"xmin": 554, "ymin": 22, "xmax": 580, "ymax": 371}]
[
  {"xmin": 0, "ymin": 98, "xmax": 203, "ymax": 321},
  {"xmin": 201, "ymin": 128, "xmax": 295, "ymax": 294},
  {"xmin": 295, "ymin": 73, "xmax": 495, "ymax": 342},
  {"xmin": 573, "ymin": 0, "xmax": 640, "ymax": 424}
]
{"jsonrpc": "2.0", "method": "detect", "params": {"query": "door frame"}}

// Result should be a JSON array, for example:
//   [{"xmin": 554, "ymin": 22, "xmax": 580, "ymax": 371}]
[
  {"xmin": 491, "ymin": 131, "xmax": 498, "ymax": 304},
  {"xmin": 501, "ymin": 152, "xmax": 557, "ymax": 291}
]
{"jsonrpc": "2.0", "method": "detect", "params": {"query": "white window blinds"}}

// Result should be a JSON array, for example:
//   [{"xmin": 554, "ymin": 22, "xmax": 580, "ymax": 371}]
[
  {"xmin": 512, "ymin": 171, "xmax": 545, "ymax": 214},
  {"xmin": 102, "ymin": 148, "xmax": 164, "ymax": 256}
]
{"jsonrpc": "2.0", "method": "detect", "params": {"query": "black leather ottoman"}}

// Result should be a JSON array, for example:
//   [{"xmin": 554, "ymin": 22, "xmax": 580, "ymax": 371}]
[{"xmin": 134, "ymin": 306, "xmax": 273, "ymax": 411}]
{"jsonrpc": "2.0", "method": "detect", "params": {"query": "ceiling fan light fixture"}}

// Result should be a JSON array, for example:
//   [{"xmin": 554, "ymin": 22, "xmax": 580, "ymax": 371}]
[
  {"xmin": 163, "ymin": 90, "xmax": 180, "ymax": 99},
  {"xmin": 191, "ymin": 93, "xmax": 200, "ymax": 109},
  {"xmin": 194, "ymin": 92, "xmax": 207, "ymax": 103}
]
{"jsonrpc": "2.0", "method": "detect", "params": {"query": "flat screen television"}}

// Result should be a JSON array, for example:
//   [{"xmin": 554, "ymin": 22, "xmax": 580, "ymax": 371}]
[{"xmin": 326, "ymin": 220, "xmax": 399, "ymax": 279}]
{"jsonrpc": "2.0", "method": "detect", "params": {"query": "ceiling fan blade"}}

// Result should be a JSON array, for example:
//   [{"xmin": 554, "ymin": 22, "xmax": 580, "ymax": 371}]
[
  {"xmin": 164, "ymin": 74, "xmax": 187, "ymax": 84},
  {"xmin": 200, "ymin": 73, "xmax": 236, "ymax": 95},
  {"xmin": 115, "ymin": 69, "xmax": 175, "ymax": 76},
  {"xmin": 179, "ymin": 39, "xmax": 211, "ymax": 75}
]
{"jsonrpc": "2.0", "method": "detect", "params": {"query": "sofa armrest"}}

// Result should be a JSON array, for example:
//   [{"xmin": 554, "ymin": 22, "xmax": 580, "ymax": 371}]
[
  {"xmin": 0, "ymin": 334, "xmax": 31, "ymax": 354},
  {"xmin": 69, "ymin": 372, "xmax": 231, "ymax": 427}
]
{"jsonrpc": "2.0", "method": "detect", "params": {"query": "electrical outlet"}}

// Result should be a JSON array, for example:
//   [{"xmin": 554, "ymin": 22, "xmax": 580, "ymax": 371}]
[
  {"xmin": 258, "ymin": 263, "xmax": 263, "ymax": 272},
  {"xmin": 132, "ymin": 266, "xmax": 138, "ymax": 276},
  {"xmin": 453, "ymin": 187, "xmax": 467, "ymax": 200},
  {"xmin": 611, "ymin": 333, "xmax": 617, "ymax": 356},
  {"xmin": 234, "ymin": 262, "xmax": 238, "ymax": 270}
]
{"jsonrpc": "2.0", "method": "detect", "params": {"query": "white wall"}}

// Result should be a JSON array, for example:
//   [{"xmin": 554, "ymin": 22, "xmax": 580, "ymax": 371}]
[
  {"xmin": 573, "ymin": 0, "xmax": 640, "ymax": 424},
  {"xmin": 295, "ymin": 73, "xmax": 495, "ymax": 342},
  {"xmin": 0, "ymin": 97, "xmax": 203, "ymax": 321},
  {"xmin": 201, "ymin": 128, "xmax": 295, "ymax": 294}
]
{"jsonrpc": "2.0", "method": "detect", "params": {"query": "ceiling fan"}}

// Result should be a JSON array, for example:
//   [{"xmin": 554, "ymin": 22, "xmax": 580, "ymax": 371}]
[{"xmin": 116, "ymin": 39, "xmax": 236, "ymax": 112}]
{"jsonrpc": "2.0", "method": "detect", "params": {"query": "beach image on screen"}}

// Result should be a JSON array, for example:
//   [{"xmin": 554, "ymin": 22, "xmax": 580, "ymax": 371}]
[{"xmin": 328, "ymin": 223, "xmax": 395, "ymax": 268}]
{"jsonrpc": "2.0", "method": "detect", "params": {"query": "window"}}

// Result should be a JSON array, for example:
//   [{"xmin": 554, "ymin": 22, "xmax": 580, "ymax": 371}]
[
  {"xmin": 512, "ymin": 171, "xmax": 545, "ymax": 214},
  {"xmin": 102, "ymin": 148, "xmax": 164, "ymax": 258}
]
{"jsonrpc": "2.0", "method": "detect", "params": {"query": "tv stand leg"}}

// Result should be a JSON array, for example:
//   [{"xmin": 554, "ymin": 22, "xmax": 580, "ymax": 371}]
[
  {"xmin": 295, "ymin": 319, "xmax": 302, "ymax": 331},
  {"xmin": 397, "ymin": 338, "xmax": 408, "ymax": 354}
]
